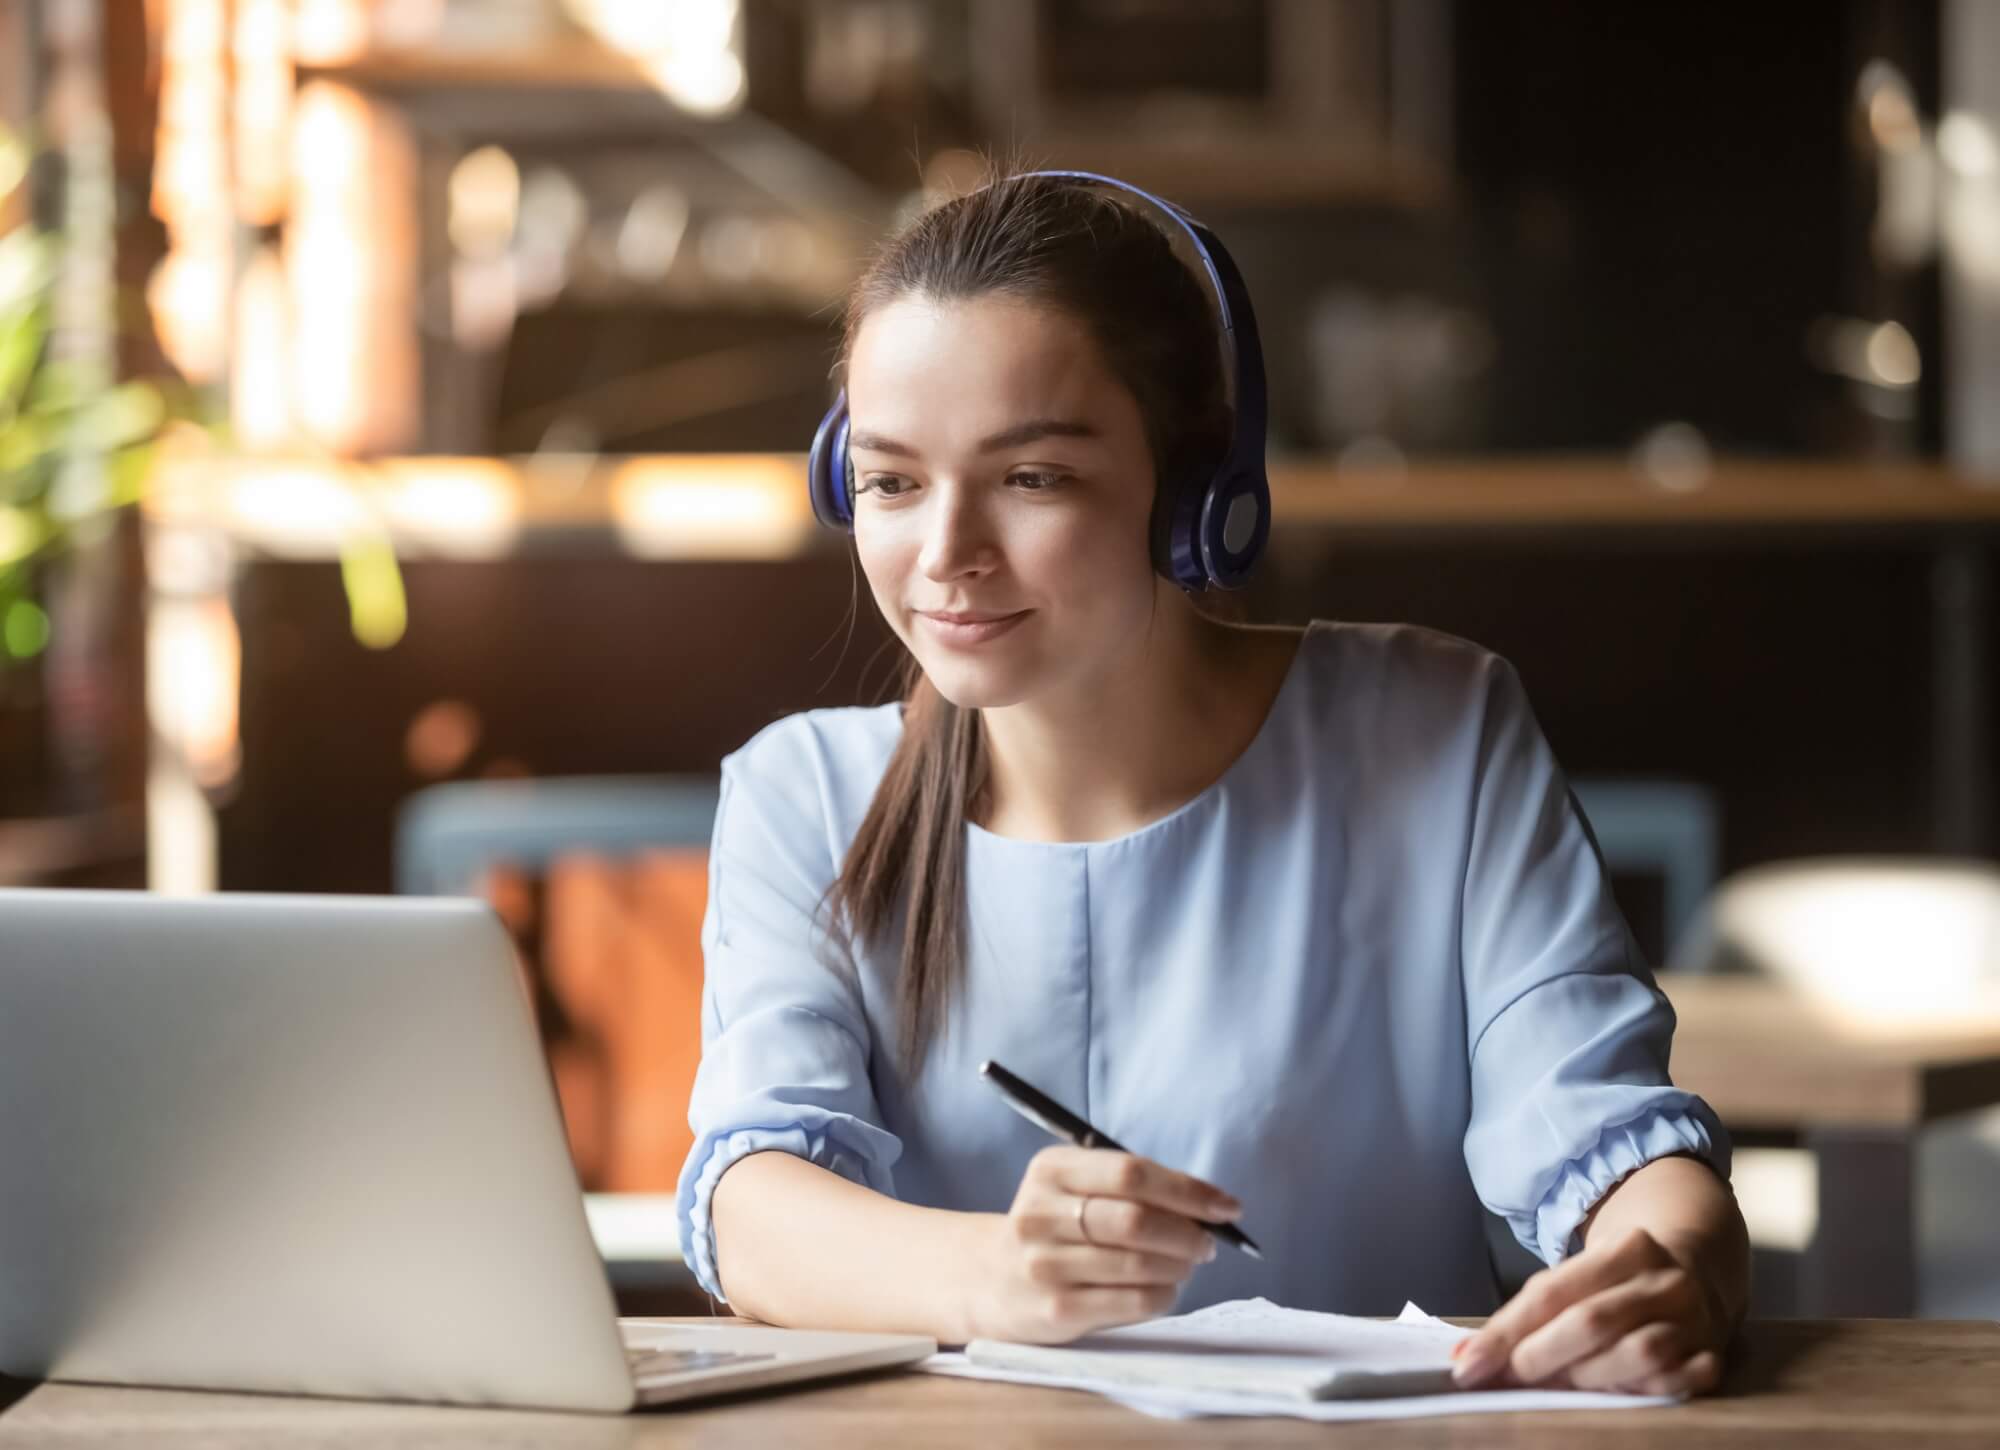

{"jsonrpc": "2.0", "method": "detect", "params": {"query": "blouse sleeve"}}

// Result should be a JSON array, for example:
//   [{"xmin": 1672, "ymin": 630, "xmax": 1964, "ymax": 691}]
[
  {"xmin": 1458, "ymin": 656, "xmax": 1730, "ymax": 1266},
  {"xmin": 672, "ymin": 725, "xmax": 903, "ymax": 1302}
]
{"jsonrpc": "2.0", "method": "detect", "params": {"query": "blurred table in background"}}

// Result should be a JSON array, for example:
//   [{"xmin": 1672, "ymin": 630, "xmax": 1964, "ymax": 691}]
[{"xmin": 1662, "ymin": 974, "xmax": 2000, "ymax": 1317}]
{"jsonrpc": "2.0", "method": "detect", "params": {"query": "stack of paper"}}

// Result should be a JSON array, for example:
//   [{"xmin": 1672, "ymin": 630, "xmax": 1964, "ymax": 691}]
[{"xmin": 920, "ymin": 1299, "xmax": 1681, "ymax": 1422}]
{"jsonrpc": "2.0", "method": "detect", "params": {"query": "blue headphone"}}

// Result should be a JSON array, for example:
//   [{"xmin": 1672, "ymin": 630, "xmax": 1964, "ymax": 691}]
[{"xmin": 806, "ymin": 171, "xmax": 1271, "ymax": 592}]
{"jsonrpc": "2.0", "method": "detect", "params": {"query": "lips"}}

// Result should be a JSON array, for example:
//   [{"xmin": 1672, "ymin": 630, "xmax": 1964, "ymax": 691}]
[
  {"xmin": 914, "ymin": 608, "xmax": 1032, "ymax": 647},
  {"xmin": 918, "ymin": 610, "xmax": 1025, "ymax": 625}
]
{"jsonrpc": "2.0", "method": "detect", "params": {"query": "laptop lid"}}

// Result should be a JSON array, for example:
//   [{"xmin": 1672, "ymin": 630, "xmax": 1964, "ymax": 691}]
[{"xmin": 0, "ymin": 889, "xmax": 638, "ymax": 1412}]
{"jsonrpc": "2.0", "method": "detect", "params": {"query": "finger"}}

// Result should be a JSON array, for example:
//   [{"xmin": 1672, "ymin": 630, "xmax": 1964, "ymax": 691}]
[
  {"xmin": 1023, "ymin": 1243, "xmax": 1201, "ymax": 1291},
  {"xmin": 1048, "ymin": 1150, "xmax": 1242, "ymax": 1225},
  {"xmin": 1630, "ymin": 1349, "xmax": 1722, "ymax": 1399},
  {"xmin": 1077, "ymin": 1194, "xmax": 1218, "ymax": 1264},
  {"xmin": 1506, "ymin": 1270, "xmax": 1691, "ymax": 1385},
  {"xmin": 1453, "ymin": 1229, "xmax": 1671, "ymax": 1387},
  {"xmin": 1562, "ymin": 1320, "xmax": 1691, "ymax": 1393},
  {"xmin": 1027, "ymin": 1285, "xmax": 1179, "ymax": 1343}
]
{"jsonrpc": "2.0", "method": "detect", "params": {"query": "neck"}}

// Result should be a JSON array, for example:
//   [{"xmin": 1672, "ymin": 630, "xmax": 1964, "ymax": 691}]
[{"xmin": 972, "ymin": 602, "xmax": 1299, "ymax": 843}]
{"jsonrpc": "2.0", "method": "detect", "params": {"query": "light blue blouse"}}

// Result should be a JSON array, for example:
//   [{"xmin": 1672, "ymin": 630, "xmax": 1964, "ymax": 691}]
[{"xmin": 673, "ymin": 621, "xmax": 1728, "ymax": 1316}]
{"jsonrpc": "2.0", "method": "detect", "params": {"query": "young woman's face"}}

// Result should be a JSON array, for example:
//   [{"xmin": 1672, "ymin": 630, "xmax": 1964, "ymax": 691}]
[{"xmin": 845, "ymin": 294, "xmax": 1161, "ymax": 711}]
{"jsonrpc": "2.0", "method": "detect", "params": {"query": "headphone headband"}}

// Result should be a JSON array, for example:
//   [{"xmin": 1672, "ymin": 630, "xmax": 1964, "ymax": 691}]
[{"xmin": 807, "ymin": 170, "xmax": 1270, "ymax": 591}]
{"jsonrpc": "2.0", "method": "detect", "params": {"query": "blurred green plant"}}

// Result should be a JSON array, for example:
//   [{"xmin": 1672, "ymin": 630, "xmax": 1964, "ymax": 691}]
[{"xmin": 0, "ymin": 124, "xmax": 181, "ymax": 672}]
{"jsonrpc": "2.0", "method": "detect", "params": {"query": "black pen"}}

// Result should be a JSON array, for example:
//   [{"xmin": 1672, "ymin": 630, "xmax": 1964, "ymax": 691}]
[{"xmin": 979, "ymin": 1059, "xmax": 1263, "ymax": 1260}]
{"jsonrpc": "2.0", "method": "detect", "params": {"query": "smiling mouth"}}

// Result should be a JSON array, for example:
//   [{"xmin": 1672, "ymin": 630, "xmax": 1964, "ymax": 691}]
[
  {"xmin": 919, "ymin": 610, "xmax": 1027, "ymax": 625},
  {"xmin": 915, "ymin": 609, "xmax": 1032, "ymax": 646}
]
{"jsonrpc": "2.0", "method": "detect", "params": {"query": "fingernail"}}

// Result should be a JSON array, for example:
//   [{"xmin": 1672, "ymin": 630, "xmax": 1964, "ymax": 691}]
[
  {"xmin": 1201, "ymin": 1240, "xmax": 1217, "ymax": 1263},
  {"xmin": 1452, "ymin": 1346, "xmax": 1499, "ymax": 1388},
  {"xmin": 1210, "ymin": 1199, "xmax": 1242, "ymax": 1221}
]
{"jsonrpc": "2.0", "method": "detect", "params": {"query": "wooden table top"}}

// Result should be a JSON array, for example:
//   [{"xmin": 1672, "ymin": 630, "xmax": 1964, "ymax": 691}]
[
  {"xmin": 2, "ymin": 1319, "xmax": 1995, "ymax": 1447},
  {"xmin": 1660, "ymin": 976, "xmax": 2000, "ymax": 1131}
]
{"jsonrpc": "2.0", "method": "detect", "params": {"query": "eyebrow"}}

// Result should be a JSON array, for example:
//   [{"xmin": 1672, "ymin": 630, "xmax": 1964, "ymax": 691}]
[{"xmin": 847, "ymin": 418, "xmax": 1101, "ymax": 458}]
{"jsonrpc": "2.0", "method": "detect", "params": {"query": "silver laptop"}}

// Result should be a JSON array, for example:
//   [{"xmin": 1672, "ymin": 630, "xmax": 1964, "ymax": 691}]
[{"xmin": 0, "ymin": 888, "xmax": 934, "ymax": 1411}]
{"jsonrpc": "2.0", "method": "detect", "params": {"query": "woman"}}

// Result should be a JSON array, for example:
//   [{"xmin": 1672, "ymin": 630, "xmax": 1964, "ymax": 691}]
[{"xmin": 673, "ymin": 169, "xmax": 1748, "ymax": 1397}]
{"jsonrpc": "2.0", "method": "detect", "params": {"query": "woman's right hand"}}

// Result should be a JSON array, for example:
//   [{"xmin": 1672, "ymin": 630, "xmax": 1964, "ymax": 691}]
[{"xmin": 963, "ymin": 1145, "xmax": 1242, "ymax": 1344}]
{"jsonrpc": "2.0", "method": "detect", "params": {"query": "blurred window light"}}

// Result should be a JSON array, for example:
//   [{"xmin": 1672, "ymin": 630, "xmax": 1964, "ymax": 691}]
[
  {"xmin": 450, "ymin": 251, "xmax": 519, "ymax": 351},
  {"xmin": 287, "ymin": 81, "xmax": 421, "ymax": 454},
  {"xmin": 224, "ymin": 461, "xmax": 367, "ymax": 555},
  {"xmin": 1807, "ymin": 315, "xmax": 1923, "ymax": 390},
  {"xmin": 230, "ymin": 0, "xmax": 291, "ymax": 227},
  {"xmin": 231, "ymin": 246, "xmax": 291, "ymax": 448},
  {"xmin": 616, "ymin": 183, "xmax": 691, "ymax": 282},
  {"xmin": 372, "ymin": 0, "xmax": 447, "ymax": 48},
  {"xmin": 516, "ymin": 165, "xmax": 587, "ymax": 304},
  {"xmin": 449, "ymin": 145, "xmax": 521, "ymax": 258},
  {"xmin": 1865, "ymin": 320, "xmax": 1922, "ymax": 387},
  {"xmin": 147, "ymin": 593, "xmax": 241, "ymax": 789},
  {"xmin": 610, "ymin": 455, "xmax": 812, "ymax": 559},
  {"xmin": 1631, "ymin": 421, "xmax": 1714, "ymax": 494},
  {"xmin": 148, "ymin": 0, "xmax": 234, "ymax": 384},
  {"xmin": 291, "ymin": 0, "xmax": 369, "ymax": 64},
  {"xmin": 1729, "ymin": 1148, "xmax": 1817, "ymax": 1254},
  {"xmin": 641, "ymin": 48, "xmax": 745, "ymax": 117},
  {"xmin": 146, "ymin": 250, "xmax": 232, "ymax": 383},
  {"xmin": 565, "ymin": 0, "xmax": 746, "ymax": 116},
  {"xmin": 1940, "ymin": 111, "xmax": 1999, "ymax": 178},
  {"xmin": 376, "ymin": 459, "xmax": 524, "ymax": 557}
]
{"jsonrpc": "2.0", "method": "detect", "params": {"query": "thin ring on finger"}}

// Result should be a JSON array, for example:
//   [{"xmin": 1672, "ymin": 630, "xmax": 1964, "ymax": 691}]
[{"xmin": 1076, "ymin": 1193, "xmax": 1097, "ymax": 1247}]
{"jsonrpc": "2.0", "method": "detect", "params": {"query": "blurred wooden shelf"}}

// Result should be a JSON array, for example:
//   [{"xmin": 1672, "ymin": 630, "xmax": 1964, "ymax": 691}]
[
  {"xmin": 144, "ymin": 454, "xmax": 2000, "ymax": 563},
  {"xmin": 1267, "ymin": 457, "xmax": 2000, "ymax": 530},
  {"xmin": 297, "ymin": 41, "xmax": 656, "ymax": 96}
]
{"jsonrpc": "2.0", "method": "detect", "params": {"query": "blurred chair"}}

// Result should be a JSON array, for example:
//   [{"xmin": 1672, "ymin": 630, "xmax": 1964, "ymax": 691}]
[
  {"xmin": 396, "ymin": 776, "xmax": 720, "ymax": 897},
  {"xmin": 396, "ymin": 776, "xmax": 720, "ymax": 1195},
  {"xmin": 1666, "ymin": 857, "xmax": 2000, "ymax": 1319},
  {"xmin": 1569, "ymin": 777, "xmax": 1721, "ymax": 966}
]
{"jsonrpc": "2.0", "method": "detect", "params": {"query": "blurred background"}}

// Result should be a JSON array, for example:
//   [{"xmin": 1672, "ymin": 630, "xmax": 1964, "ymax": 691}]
[{"xmin": 2, "ymin": 0, "xmax": 1997, "ymax": 1320}]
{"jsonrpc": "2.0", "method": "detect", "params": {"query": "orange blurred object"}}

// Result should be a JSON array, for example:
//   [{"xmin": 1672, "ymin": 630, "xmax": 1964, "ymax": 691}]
[{"xmin": 486, "ymin": 850, "xmax": 707, "ymax": 1192}]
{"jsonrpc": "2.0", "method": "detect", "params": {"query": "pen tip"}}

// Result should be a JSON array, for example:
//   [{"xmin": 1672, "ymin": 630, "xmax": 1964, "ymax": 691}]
[{"xmin": 1241, "ymin": 1245, "xmax": 1264, "ymax": 1260}]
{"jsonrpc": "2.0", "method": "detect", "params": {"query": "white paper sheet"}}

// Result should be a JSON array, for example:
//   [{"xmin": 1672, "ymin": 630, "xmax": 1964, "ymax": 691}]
[{"xmin": 919, "ymin": 1298, "xmax": 1680, "ymax": 1422}]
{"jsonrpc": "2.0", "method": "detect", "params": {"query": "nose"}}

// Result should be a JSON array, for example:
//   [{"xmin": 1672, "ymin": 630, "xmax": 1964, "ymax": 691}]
[{"xmin": 916, "ymin": 480, "xmax": 997, "ymax": 583}]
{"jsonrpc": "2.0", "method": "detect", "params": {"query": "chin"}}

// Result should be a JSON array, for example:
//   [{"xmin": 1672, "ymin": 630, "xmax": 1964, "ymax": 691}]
[{"xmin": 912, "ymin": 652, "xmax": 1035, "ymax": 711}]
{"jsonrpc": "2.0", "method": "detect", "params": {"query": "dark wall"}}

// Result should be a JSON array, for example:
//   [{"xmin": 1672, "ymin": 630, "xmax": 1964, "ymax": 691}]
[{"xmin": 220, "ymin": 533, "xmax": 1990, "ymax": 930}]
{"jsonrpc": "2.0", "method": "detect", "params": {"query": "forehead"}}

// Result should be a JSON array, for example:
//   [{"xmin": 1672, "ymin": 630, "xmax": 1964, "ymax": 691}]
[{"xmin": 845, "ymin": 295, "xmax": 1122, "ymax": 430}]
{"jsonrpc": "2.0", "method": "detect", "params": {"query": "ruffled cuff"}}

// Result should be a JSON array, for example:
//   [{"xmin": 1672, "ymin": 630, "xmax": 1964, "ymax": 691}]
[
  {"xmin": 1526, "ymin": 1106, "xmax": 1731, "ymax": 1266},
  {"xmin": 675, "ymin": 1108, "xmax": 900, "ymax": 1302}
]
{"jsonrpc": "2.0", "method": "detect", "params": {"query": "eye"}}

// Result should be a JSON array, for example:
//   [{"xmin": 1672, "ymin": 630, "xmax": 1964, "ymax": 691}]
[
  {"xmin": 855, "ymin": 473, "xmax": 913, "ymax": 499},
  {"xmin": 1007, "ymin": 470, "xmax": 1071, "ymax": 492}
]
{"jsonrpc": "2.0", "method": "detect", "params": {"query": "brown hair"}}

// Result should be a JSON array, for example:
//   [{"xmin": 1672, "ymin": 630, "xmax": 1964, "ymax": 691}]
[{"xmin": 824, "ymin": 166, "xmax": 1233, "ymax": 1075}]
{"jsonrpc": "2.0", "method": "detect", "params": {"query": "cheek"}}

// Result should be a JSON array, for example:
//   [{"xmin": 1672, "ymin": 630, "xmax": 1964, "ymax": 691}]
[
  {"xmin": 1028, "ymin": 498, "xmax": 1154, "ymax": 592},
  {"xmin": 853, "ymin": 524, "xmax": 909, "ymax": 610}
]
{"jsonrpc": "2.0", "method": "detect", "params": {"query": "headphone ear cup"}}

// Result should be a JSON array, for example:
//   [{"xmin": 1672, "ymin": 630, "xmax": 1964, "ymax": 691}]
[{"xmin": 1153, "ymin": 454, "xmax": 1218, "ymax": 589}]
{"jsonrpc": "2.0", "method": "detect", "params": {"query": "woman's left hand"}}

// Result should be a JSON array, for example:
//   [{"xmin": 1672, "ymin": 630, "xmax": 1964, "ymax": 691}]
[{"xmin": 1449, "ymin": 1226, "xmax": 1731, "ymax": 1397}]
